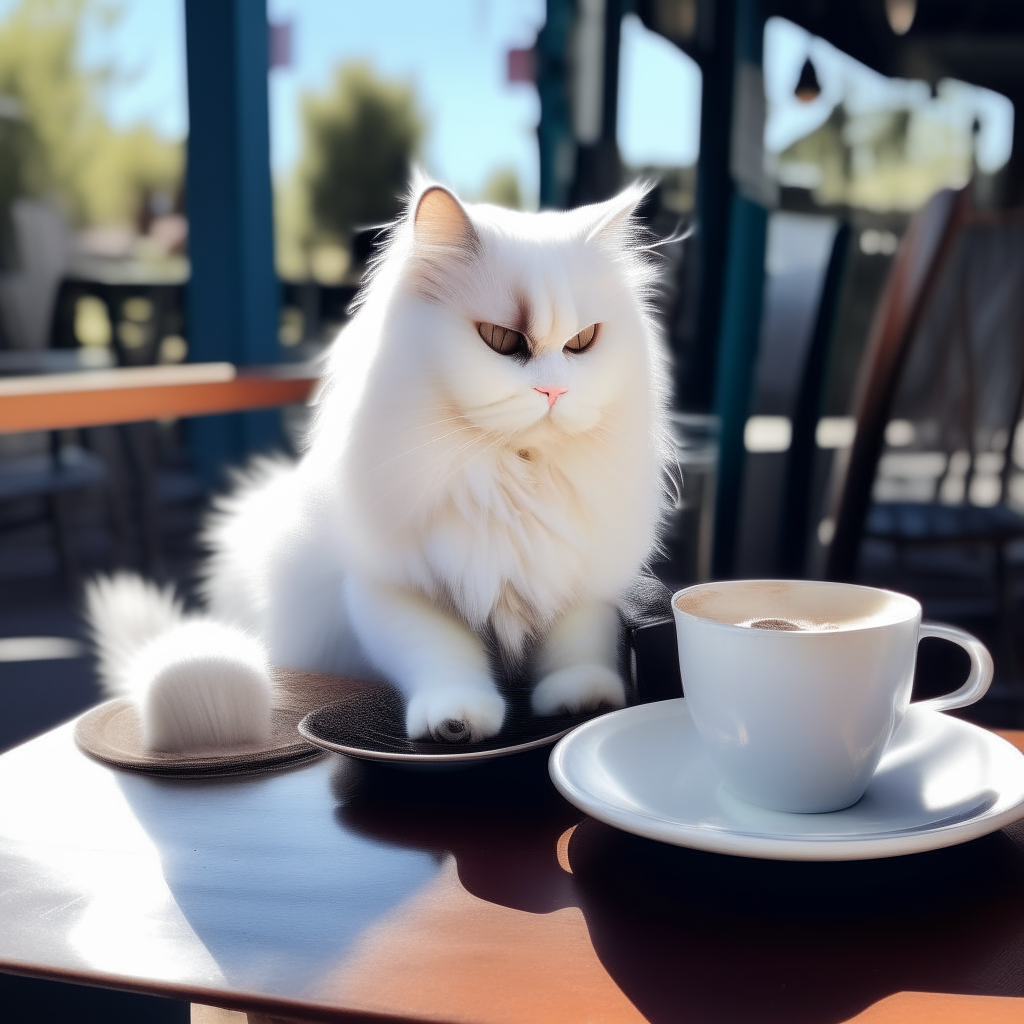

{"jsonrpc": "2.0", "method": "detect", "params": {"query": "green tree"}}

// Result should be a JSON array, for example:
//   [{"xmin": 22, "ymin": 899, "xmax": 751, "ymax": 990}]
[
  {"xmin": 778, "ymin": 100, "xmax": 971, "ymax": 212},
  {"xmin": 479, "ymin": 167, "xmax": 522, "ymax": 210},
  {"xmin": 0, "ymin": 0, "xmax": 183, "ymax": 233},
  {"xmin": 0, "ymin": 0, "xmax": 101, "ymax": 223},
  {"xmin": 299, "ymin": 61, "xmax": 424, "ymax": 245},
  {"xmin": 81, "ymin": 124, "xmax": 183, "ymax": 227}
]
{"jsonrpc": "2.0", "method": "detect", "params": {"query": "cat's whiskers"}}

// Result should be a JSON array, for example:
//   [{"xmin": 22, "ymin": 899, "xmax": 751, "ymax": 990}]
[
  {"xmin": 382, "ymin": 410, "xmax": 479, "ymax": 446},
  {"xmin": 371, "ymin": 426, "xmax": 501, "ymax": 507},
  {"xmin": 587, "ymin": 419, "xmax": 632, "ymax": 446},
  {"xmin": 402, "ymin": 411, "xmax": 475, "ymax": 432},
  {"xmin": 376, "ymin": 422, "xmax": 480, "ymax": 469},
  {"xmin": 429, "ymin": 429, "xmax": 518, "ymax": 498},
  {"xmin": 466, "ymin": 391, "xmax": 521, "ymax": 414},
  {"xmin": 462, "ymin": 393, "xmax": 544, "ymax": 434},
  {"xmin": 443, "ymin": 431, "xmax": 516, "ymax": 487}
]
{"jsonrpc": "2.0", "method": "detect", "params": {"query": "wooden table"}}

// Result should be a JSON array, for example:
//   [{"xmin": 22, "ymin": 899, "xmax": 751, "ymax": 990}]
[
  {"xmin": 0, "ymin": 362, "xmax": 319, "ymax": 434},
  {"xmin": 3, "ymin": 705, "xmax": 1024, "ymax": 1023}
]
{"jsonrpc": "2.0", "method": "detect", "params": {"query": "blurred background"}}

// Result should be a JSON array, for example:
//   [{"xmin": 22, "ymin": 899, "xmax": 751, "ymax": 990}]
[{"xmin": 2, "ymin": 0, "xmax": 1024, "ymax": 753}]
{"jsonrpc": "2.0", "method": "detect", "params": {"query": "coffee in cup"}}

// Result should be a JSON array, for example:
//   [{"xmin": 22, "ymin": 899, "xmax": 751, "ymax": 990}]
[{"xmin": 672, "ymin": 580, "xmax": 993, "ymax": 813}]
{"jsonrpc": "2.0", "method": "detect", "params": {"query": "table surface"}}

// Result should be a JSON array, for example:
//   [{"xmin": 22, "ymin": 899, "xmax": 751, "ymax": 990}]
[
  {"xmin": 0, "ymin": 361, "xmax": 319, "ymax": 434},
  {"xmin": 4, "ymin": 710, "xmax": 1024, "ymax": 1024}
]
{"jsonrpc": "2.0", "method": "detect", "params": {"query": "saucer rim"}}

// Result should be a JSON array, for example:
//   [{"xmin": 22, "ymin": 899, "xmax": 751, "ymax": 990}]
[
  {"xmin": 297, "ymin": 713, "xmax": 578, "ymax": 763},
  {"xmin": 549, "ymin": 698, "xmax": 1024, "ymax": 861}
]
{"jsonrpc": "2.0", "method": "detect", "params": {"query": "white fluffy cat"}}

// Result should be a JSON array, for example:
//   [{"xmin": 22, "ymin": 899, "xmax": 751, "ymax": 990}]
[{"xmin": 86, "ymin": 179, "xmax": 674, "ymax": 750}]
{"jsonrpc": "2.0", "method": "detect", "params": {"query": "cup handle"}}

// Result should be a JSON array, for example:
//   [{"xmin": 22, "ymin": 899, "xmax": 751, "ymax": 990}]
[{"xmin": 913, "ymin": 621, "xmax": 994, "ymax": 713}]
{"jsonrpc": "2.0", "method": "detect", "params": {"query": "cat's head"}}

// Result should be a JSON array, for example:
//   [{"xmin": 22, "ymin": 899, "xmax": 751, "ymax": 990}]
[{"xmin": 373, "ymin": 180, "xmax": 666, "ymax": 441}]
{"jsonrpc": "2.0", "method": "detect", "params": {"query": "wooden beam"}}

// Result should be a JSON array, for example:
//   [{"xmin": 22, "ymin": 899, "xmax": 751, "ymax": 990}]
[{"xmin": 0, "ymin": 363, "xmax": 318, "ymax": 434}]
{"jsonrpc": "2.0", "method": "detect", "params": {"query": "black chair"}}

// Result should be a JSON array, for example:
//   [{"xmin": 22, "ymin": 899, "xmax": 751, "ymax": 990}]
[{"xmin": 0, "ymin": 431, "xmax": 109, "ymax": 580}]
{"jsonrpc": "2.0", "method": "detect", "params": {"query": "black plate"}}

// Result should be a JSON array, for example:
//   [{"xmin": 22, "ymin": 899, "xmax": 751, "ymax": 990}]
[{"xmin": 297, "ymin": 684, "xmax": 618, "ymax": 764}]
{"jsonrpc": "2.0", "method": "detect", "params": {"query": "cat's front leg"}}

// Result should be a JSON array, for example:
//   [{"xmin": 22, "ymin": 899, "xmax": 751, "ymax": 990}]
[
  {"xmin": 532, "ymin": 600, "xmax": 626, "ymax": 716},
  {"xmin": 344, "ymin": 576, "xmax": 505, "ymax": 741}
]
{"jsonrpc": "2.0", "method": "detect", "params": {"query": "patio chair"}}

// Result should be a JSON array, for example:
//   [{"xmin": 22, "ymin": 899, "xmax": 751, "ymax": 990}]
[
  {"xmin": 777, "ymin": 222, "xmax": 852, "ymax": 577},
  {"xmin": 819, "ymin": 187, "xmax": 1024, "ymax": 661},
  {"xmin": 0, "ymin": 431, "xmax": 110, "ymax": 580}
]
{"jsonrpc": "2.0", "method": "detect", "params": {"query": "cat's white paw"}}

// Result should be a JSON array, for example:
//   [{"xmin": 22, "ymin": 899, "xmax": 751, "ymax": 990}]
[
  {"xmin": 405, "ymin": 682, "xmax": 506, "ymax": 743},
  {"xmin": 531, "ymin": 664, "xmax": 626, "ymax": 716},
  {"xmin": 132, "ymin": 621, "xmax": 273, "ymax": 751}
]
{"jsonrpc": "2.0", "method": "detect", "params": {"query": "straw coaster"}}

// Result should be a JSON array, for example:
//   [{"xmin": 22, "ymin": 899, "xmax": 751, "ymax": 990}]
[{"xmin": 75, "ymin": 669, "xmax": 377, "ymax": 778}]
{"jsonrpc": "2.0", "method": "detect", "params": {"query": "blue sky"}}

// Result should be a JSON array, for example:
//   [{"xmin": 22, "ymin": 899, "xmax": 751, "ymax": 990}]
[
  {"xmin": 265, "ymin": 0, "xmax": 545, "ymax": 199},
  {"xmin": 619, "ymin": 14, "xmax": 701, "ymax": 167},
  {"xmin": 61, "ymin": 0, "xmax": 701, "ymax": 206},
  {"xmin": 77, "ymin": 0, "xmax": 189, "ymax": 140}
]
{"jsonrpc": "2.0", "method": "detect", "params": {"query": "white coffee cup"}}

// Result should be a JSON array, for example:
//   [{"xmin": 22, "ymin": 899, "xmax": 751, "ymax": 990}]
[{"xmin": 671, "ymin": 580, "xmax": 993, "ymax": 813}]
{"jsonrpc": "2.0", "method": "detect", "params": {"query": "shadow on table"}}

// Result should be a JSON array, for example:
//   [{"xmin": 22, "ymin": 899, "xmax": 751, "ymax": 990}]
[
  {"xmin": 334, "ymin": 750, "xmax": 582, "ymax": 915},
  {"xmin": 337, "ymin": 754, "xmax": 1024, "ymax": 1024},
  {"xmin": 567, "ymin": 819, "xmax": 1024, "ymax": 1023}
]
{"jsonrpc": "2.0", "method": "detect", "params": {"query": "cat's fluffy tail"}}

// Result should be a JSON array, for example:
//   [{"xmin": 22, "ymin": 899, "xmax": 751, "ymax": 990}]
[
  {"xmin": 85, "ymin": 572, "xmax": 187, "ymax": 697},
  {"xmin": 84, "ymin": 573, "xmax": 273, "ymax": 751}
]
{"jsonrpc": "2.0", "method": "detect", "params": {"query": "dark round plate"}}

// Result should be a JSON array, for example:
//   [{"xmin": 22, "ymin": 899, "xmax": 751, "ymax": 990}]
[{"xmin": 298, "ymin": 685, "xmax": 617, "ymax": 764}]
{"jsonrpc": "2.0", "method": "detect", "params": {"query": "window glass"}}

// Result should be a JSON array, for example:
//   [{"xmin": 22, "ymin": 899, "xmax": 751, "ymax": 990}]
[
  {"xmin": 616, "ymin": 12, "xmax": 701, "ymax": 212},
  {"xmin": 763, "ymin": 16, "xmax": 1014, "ymax": 212}
]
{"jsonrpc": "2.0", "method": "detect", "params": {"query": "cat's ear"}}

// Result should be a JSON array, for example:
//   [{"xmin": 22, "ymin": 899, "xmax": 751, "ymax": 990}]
[
  {"xmin": 413, "ymin": 186, "xmax": 480, "ymax": 252},
  {"xmin": 584, "ymin": 182, "xmax": 651, "ymax": 243}
]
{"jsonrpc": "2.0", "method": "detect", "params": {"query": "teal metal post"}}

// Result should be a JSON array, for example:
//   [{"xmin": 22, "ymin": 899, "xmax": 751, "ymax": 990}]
[
  {"xmin": 537, "ymin": 0, "xmax": 575, "ymax": 209},
  {"xmin": 679, "ymin": 0, "xmax": 736, "ymax": 411},
  {"xmin": 711, "ymin": 194, "xmax": 768, "ymax": 577},
  {"xmin": 184, "ymin": 0, "xmax": 280, "ymax": 484},
  {"xmin": 710, "ymin": 0, "xmax": 770, "ymax": 578}
]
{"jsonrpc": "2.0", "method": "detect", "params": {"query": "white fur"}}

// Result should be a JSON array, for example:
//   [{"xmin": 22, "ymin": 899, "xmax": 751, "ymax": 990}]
[
  {"xmin": 85, "ymin": 179, "xmax": 674, "ymax": 749},
  {"xmin": 85, "ymin": 575, "xmax": 272, "ymax": 751},
  {"xmin": 130, "ymin": 622, "xmax": 272, "ymax": 751},
  {"xmin": 531, "ymin": 599, "xmax": 626, "ymax": 714},
  {"xmin": 84, "ymin": 573, "xmax": 186, "ymax": 697}
]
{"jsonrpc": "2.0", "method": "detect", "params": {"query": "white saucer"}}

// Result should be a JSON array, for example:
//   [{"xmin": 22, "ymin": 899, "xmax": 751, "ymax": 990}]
[{"xmin": 549, "ymin": 699, "xmax": 1024, "ymax": 861}]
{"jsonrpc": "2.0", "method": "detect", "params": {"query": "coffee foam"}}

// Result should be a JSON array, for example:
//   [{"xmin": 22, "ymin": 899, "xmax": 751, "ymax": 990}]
[
  {"xmin": 737, "ymin": 617, "xmax": 839, "ymax": 632},
  {"xmin": 674, "ymin": 581, "xmax": 918, "ymax": 633}
]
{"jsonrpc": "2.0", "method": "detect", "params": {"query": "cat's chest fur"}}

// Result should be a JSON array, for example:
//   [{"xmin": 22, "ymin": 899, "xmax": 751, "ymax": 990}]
[
  {"xmin": 426, "ymin": 452, "xmax": 581, "ymax": 616},
  {"xmin": 381, "ymin": 433, "xmax": 650, "ymax": 652}
]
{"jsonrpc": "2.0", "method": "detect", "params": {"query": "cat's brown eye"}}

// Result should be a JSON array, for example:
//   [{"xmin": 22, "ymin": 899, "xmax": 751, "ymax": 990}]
[
  {"xmin": 478, "ymin": 322, "xmax": 528, "ymax": 359},
  {"xmin": 564, "ymin": 323, "xmax": 598, "ymax": 354}
]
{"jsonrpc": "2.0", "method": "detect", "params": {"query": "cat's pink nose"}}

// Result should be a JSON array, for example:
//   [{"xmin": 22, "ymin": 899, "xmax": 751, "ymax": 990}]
[{"xmin": 534, "ymin": 385, "xmax": 568, "ymax": 408}]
